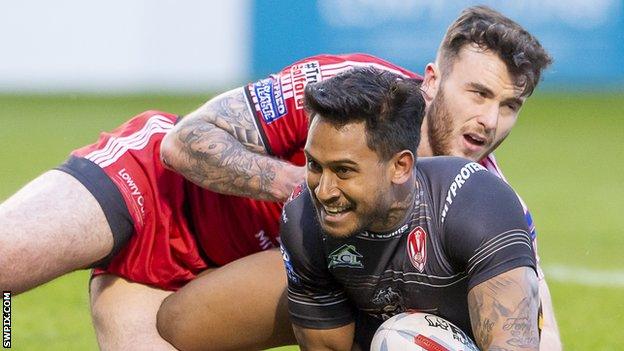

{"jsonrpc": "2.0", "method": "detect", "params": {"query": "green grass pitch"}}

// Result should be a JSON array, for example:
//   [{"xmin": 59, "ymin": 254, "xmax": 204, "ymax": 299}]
[{"xmin": 0, "ymin": 92, "xmax": 622, "ymax": 350}]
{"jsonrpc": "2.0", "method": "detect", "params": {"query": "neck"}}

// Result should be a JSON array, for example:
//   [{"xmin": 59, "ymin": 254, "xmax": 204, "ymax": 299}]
[
  {"xmin": 417, "ymin": 115, "xmax": 433, "ymax": 158},
  {"xmin": 369, "ymin": 175, "xmax": 418, "ymax": 232}
]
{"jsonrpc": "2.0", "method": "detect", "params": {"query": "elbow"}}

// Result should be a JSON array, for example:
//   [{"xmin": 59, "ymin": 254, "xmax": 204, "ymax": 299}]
[{"xmin": 159, "ymin": 130, "xmax": 180, "ymax": 171}]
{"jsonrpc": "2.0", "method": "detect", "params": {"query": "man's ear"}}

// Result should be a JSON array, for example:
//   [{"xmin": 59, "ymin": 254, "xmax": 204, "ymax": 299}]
[
  {"xmin": 390, "ymin": 150, "xmax": 415, "ymax": 185},
  {"xmin": 421, "ymin": 63, "xmax": 440, "ymax": 103}
]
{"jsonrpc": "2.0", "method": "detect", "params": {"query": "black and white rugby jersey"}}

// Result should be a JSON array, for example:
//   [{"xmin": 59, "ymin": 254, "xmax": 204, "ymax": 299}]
[{"xmin": 280, "ymin": 156, "xmax": 536, "ymax": 348}]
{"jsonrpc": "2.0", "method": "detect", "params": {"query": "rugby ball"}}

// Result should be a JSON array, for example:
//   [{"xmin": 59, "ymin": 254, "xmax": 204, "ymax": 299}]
[{"xmin": 370, "ymin": 312, "xmax": 479, "ymax": 351}]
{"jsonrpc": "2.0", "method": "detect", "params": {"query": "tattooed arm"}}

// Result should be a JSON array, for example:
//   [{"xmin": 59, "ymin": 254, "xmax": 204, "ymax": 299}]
[
  {"xmin": 468, "ymin": 267, "xmax": 540, "ymax": 351},
  {"xmin": 160, "ymin": 87, "xmax": 306, "ymax": 201}
]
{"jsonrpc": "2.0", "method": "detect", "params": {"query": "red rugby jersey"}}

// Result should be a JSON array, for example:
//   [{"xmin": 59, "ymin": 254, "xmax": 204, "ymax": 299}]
[{"xmin": 189, "ymin": 53, "xmax": 420, "ymax": 265}]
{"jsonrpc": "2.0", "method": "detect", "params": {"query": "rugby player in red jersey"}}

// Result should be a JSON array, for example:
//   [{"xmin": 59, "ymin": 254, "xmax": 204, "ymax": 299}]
[
  {"xmin": 157, "ymin": 6, "xmax": 560, "ymax": 351},
  {"xmin": 0, "ymin": 5, "xmax": 559, "ymax": 350}
]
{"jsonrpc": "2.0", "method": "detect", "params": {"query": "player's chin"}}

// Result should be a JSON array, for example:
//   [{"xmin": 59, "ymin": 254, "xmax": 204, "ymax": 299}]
[{"xmin": 319, "ymin": 210, "xmax": 359, "ymax": 238}]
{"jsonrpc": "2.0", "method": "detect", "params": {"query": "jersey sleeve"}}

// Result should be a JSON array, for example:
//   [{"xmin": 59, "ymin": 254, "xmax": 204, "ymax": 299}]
[
  {"xmin": 244, "ymin": 53, "xmax": 421, "ymax": 165},
  {"xmin": 441, "ymin": 165, "xmax": 537, "ymax": 290},
  {"xmin": 480, "ymin": 154, "xmax": 538, "ymax": 240},
  {"xmin": 481, "ymin": 153, "xmax": 543, "ymax": 278},
  {"xmin": 279, "ymin": 186, "xmax": 355, "ymax": 329}
]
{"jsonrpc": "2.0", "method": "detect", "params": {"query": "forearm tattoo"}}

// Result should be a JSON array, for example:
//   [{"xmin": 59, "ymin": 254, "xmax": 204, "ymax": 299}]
[
  {"xmin": 173, "ymin": 88, "xmax": 297, "ymax": 201},
  {"xmin": 468, "ymin": 268, "xmax": 540, "ymax": 350}
]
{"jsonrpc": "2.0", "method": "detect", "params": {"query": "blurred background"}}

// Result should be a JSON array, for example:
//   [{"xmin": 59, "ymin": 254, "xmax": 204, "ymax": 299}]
[{"xmin": 1, "ymin": 0, "xmax": 622, "ymax": 349}]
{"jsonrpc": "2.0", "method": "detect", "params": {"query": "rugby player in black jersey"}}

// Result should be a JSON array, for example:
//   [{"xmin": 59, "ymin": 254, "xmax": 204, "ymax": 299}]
[{"xmin": 280, "ymin": 67, "xmax": 540, "ymax": 350}]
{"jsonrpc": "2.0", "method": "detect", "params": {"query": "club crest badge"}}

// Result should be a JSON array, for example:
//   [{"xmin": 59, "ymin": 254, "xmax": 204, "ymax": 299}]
[{"xmin": 406, "ymin": 226, "xmax": 427, "ymax": 272}]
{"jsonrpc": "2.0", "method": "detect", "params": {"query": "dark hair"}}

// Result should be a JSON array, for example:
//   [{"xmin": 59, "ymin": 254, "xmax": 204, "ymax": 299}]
[
  {"xmin": 438, "ymin": 5, "xmax": 552, "ymax": 96},
  {"xmin": 304, "ymin": 67, "xmax": 425, "ymax": 161}
]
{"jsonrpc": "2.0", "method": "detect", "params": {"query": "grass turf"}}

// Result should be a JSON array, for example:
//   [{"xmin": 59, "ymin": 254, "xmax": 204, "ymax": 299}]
[{"xmin": 1, "ymin": 92, "xmax": 622, "ymax": 350}]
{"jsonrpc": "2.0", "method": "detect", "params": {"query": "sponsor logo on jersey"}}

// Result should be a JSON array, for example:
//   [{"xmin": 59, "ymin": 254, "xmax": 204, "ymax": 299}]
[
  {"xmin": 253, "ymin": 77, "xmax": 287, "ymax": 124},
  {"xmin": 117, "ymin": 168, "xmax": 145, "ymax": 217},
  {"xmin": 406, "ymin": 226, "xmax": 427, "ymax": 272},
  {"xmin": 358, "ymin": 223, "xmax": 409, "ymax": 240},
  {"xmin": 280, "ymin": 245, "xmax": 300, "ymax": 284},
  {"xmin": 281, "ymin": 209, "xmax": 288, "ymax": 224},
  {"xmin": 440, "ymin": 162, "xmax": 487, "ymax": 223},
  {"xmin": 291, "ymin": 61, "xmax": 322, "ymax": 109},
  {"xmin": 255, "ymin": 230, "xmax": 275, "ymax": 250},
  {"xmin": 328, "ymin": 244, "xmax": 363, "ymax": 269}
]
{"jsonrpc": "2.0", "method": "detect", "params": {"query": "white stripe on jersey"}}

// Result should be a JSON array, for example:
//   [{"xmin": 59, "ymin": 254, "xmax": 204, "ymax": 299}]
[
  {"xmin": 469, "ymin": 230, "xmax": 530, "ymax": 264},
  {"xmin": 288, "ymin": 289, "xmax": 346, "ymax": 300},
  {"xmin": 320, "ymin": 61, "xmax": 410, "ymax": 78},
  {"xmin": 85, "ymin": 115, "xmax": 174, "ymax": 168},
  {"xmin": 466, "ymin": 230, "xmax": 532, "ymax": 275},
  {"xmin": 375, "ymin": 275, "xmax": 468, "ymax": 288},
  {"xmin": 287, "ymin": 296, "xmax": 350, "ymax": 307},
  {"xmin": 287, "ymin": 288, "xmax": 348, "ymax": 306}
]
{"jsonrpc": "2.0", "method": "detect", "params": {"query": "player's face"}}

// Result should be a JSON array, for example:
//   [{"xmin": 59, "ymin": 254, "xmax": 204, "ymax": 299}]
[
  {"xmin": 304, "ymin": 117, "xmax": 395, "ymax": 238},
  {"xmin": 421, "ymin": 45, "xmax": 526, "ymax": 161}
]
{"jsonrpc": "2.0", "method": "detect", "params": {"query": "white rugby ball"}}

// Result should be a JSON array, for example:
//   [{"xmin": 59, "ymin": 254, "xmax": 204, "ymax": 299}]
[{"xmin": 370, "ymin": 312, "xmax": 479, "ymax": 351}]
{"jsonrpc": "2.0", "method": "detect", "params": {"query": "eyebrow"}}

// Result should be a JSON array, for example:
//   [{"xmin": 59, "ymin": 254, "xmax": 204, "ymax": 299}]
[
  {"xmin": 468, "ymin": 82, "xmax": 524, "ymax": 107},
  {"xmin": 303, "ymin": 150, "xmax": 360, "ymax": 167},
  {"xmin": 467, "ymin": 82, "xmax": 495, "ymax": 97}
]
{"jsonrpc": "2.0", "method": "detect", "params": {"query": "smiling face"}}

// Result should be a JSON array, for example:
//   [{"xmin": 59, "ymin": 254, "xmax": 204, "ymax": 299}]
[
  {"xmin": 304, "ymin": 117, "xmax": 398, "ymax": 239},
  {"xmin": 420, "ymin": 44, "xmax": 526, "ymax": 161}
]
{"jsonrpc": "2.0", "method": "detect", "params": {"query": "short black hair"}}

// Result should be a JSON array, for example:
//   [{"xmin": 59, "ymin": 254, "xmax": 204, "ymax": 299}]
[{"xmin": 304, "ymin": 67, "xmax": 425, "ymax": 161}]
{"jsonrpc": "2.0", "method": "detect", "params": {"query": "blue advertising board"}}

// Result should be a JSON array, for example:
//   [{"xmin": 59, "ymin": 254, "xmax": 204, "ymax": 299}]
[{"xmin": 252, "ymin": 0, "xmax": 624, "ymax": 89}]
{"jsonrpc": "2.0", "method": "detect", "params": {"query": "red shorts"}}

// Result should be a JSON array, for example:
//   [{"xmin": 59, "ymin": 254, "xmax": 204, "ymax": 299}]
[{"xmin": 59, "ymin": 110, "xmax": 283, "ymax": 291}]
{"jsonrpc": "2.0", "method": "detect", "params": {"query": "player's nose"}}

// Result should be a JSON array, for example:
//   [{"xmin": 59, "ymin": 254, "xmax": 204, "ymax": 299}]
[
  {"xmin": 314, "ymin": 172, "xmax": 340, "ymax": 202},
  {"xmin": 476, "ymin": 103, "xmax": 499, "ymax": 131}
]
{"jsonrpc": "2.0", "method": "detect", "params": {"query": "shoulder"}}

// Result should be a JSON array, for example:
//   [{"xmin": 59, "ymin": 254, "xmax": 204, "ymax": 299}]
[
  {"xmin": 281, "ymin": 183, "xmax": 322, "ymax": 245},
  {"xmin": 480, "ymin": 153, "xmax": 507, "ymax": 180},
  {"xmin": 283, "ymin": 183, "xmax": 315, "ymax": 221},
  {"xmin": 416, "ymin": 156, "xmax": 490, "ymax": 189},
  {"xmin": 280, "ymin": 183, "xmax": 329, "ymax": 279},
  {"xmin": 416, "ymin": 156, "xmax": 521, "ymax": 224},
  {"xmin": 284, "ymin": 53, "xmax": 420, "ymax": 79}
]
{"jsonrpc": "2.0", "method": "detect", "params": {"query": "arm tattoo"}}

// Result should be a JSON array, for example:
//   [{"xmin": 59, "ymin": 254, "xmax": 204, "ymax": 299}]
[
  {"xmin": 189, "ymin": 88, "xmax": 266, "ymax": 152},
  {"xmin": 172, "ymin": 88, "xmax": 301, "ymax": 201},
  {"xmin": 468, "ymin": 267, "xmax": 540, "ymax": 350}
]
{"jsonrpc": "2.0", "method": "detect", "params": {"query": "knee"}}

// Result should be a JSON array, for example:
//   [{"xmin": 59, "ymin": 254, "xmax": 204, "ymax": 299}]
[
  {"xmin": 90, "ymin": 280, "xmax": 112, "ymax": 333},
  {"xmin": 156, "ymin": 294, "xmax": 185, "ymax": 348}
]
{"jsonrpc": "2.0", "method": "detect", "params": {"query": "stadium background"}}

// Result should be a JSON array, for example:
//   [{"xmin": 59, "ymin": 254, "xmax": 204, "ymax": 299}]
[{"xmin": 1, "ymin": 0, "xmax": 622, "ymax": 349}]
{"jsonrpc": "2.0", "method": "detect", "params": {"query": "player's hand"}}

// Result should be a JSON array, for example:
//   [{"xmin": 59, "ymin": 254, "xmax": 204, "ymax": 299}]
[{"xmin": 274, "ymin": 165, "xmax": 306, "ymax": 202}]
